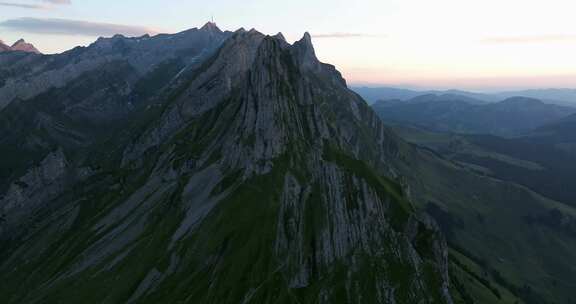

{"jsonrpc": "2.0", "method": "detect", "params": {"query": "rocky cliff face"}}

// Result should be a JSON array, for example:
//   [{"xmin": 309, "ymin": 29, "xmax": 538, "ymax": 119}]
[{"xmin": 0, "ymin": 28, "xmax": 454, "ymax": 303}]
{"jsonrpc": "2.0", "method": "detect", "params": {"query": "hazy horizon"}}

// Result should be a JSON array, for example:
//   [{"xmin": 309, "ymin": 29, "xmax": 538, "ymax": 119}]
[
  {"xmin": 347, "ymin": 82, "xmax": 576, "ymax": 93},
  {"xmin": 2, "ymin": 0, "xmax": 576, "ymax": 91}
]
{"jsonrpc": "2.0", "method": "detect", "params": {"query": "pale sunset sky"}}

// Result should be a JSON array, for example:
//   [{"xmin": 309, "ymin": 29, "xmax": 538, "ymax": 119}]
[{"xmin": 1, "ymin": 0, "xmax": 576, "ymax": 91}]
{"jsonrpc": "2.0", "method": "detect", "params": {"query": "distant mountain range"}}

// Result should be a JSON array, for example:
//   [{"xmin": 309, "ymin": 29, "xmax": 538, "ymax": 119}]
[
  {"xmin": 353, "ymin": 86, "xmax": 576, "ymax": 107},
  {"xmin": 0, "ymin": 39, "xmax": 40, "ymax": 54},
  {"xmin": 497, "ymin": 88, "xmax": 576, "ymax": 107},
  {"xmin": 352, "ymin": 86, "xmax": 496, "ymax": 104},
  {"xmin": 372, "ymin": 94, "xmax": 576, "ymax": 137}
]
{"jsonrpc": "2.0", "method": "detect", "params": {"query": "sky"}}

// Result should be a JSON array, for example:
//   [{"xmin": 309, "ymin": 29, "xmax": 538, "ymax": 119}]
[{"xmin": 1, "ymin": 0, "xmax": 576, "ymax": 91}]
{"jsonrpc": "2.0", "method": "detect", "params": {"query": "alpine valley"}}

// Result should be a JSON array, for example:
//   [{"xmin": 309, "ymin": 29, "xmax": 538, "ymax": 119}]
[{"xmin": 0, "ymin": 23, "xmax": 573, "ymax": 304}]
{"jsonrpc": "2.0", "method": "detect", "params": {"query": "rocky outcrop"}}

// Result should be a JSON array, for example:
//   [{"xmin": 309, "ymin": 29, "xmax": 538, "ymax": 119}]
[
  {"xmin": 1, "ymin": 149, "xmax": 68, "ymax": 213},
  {"xmin": 0, "ymin": 149, "xmax": 95, "ymax": 238}
]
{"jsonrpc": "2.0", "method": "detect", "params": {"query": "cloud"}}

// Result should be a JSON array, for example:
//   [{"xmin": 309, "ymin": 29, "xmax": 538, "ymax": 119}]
[
  {"xmin": 483, "ymin": 35, "xmax": 576, "ymax": 44},
  {"xmin": 43, "ymin": 0, "xmax": 71, "ymax": 3},
  {"xmin": 0, "ymin": 2, "xmax": 46, "ymax": 9},
  {"xmin": 0, "ymin": 0, "xmax": 70, "ymax": 9},
  {"xmin": 0, "ymin": 18, "xmax": 158, "ymax": 37},
  {"xmin": 312, "ymin": 32, "xmax": 384, "ymax": 39}
]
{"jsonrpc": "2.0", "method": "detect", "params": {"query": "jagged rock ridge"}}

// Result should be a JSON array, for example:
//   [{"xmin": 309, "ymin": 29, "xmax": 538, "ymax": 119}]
[
  {"xmin": 0, "ymin": 23, "xmax": 230, "ymax": 110},
  {"xmin": 0, "ymin": 23, "xmax": 232, "ymax": 194},
  {"xmin": 0, "ymin": 28, "xmax": 454, "ymax": 303}
]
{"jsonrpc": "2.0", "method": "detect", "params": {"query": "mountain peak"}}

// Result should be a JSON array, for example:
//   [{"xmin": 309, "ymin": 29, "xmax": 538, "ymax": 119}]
[
  {"xmin": 12, "ymin": 38, "xmax": 26, "ymax": 45},
  {"xmin": 273, "ymin": 32, "xmax": 286, "ymax": 42},
  {"xmin": 200, "ymin": 21, "xmax": 222, "ymax": 33},
  {"xmin": 297, "ymin": 32, "xmax": 314, "ymax": 50},
  {"xmin": 9, "ymin": 38, "xmax": 41, "ymax": 54},
  {"xmin": 292, "ymin": 32, "xmax": 319, "ymax": 70}
]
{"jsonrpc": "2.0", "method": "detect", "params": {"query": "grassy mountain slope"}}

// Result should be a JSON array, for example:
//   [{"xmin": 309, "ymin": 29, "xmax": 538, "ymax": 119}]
[{"xmin": 388, "ymin": 124, "xmax": 576, "ymax": 304}]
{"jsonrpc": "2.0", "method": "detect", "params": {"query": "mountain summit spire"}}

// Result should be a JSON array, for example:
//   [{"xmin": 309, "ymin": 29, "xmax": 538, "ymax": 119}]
[
  {"xmin": 292, "ymin": 32, "xmax": 319, "ymax": 70},
  {"xmin": 201, "ymin": 21, "xmax": 221, "ymax": 33}
]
